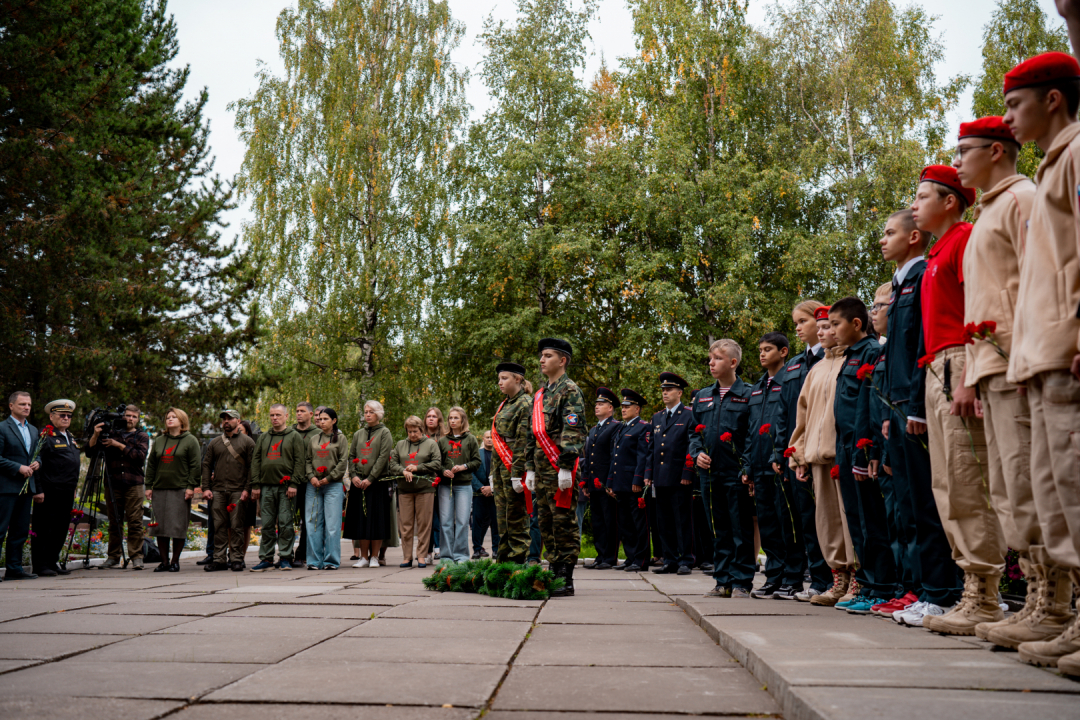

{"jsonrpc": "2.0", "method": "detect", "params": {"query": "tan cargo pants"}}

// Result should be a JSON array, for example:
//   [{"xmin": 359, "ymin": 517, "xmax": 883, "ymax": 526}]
[
  {"xmin": 810, "ymin": 463, "xmax": 853, "ymax": 569},
  {"xmin": 1027, "ymin": 370, "xmax": 1080, "ymax": 569}
]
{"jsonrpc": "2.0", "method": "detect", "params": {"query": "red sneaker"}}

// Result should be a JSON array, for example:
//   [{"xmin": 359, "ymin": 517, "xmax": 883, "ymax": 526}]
[{"xmin": 873, "ymin": 592, "xmax": 919, "ymax": 617}]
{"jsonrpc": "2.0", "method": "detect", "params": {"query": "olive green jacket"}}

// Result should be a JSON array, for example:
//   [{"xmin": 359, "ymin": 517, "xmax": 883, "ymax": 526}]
[
  {"xmin": 145, "ymin": 431, "xmax": 201, "ymax": 490},
  {"xmin": 390, "ymin": 436, "xmax": 442, "ymax": 494},
  {"xmin": 443, "ymin": 431, "xmax": 481, "ymax": 487},
  {"xmin": 347, "ymin": 424, "xmax": 394, "ymax": 483},
  {"xmin": 306, "ymin": 431, "xmax": 349, "ymax": 485}
]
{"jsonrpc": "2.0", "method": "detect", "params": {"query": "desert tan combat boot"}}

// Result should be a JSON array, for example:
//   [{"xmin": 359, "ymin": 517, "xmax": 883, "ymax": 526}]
[
  {"xmin": 924, "ymin": 573, "xmax": 1004, "ymax": 636},
  {"xmin": 810, "ymin": 568, "xmax": 849, "ymax": 607},
  {"xmin": 987, "ymin": 564, "xmax": 1074, "ymax": 650},
  {"xmin": 1018, "ymin": 571, "xmax": 1080, "ymax": 667},
  {"xmin": 1057, "ymin": 648, "xmax": 1080, "ymax": 678},
  {"xmin": 976, "ymin": 554, "xmax": 1039, "ymax": 641}
]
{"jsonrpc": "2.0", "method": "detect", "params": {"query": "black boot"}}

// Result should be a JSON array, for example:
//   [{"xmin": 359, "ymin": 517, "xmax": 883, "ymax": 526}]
[{"xmin": 551, "ymin": 562, "xmax": 574, "ymax": 597}]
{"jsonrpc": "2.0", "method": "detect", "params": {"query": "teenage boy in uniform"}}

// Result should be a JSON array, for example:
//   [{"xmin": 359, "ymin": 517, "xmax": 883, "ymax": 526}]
[
  {"xmin": 645, "ymin": 372, "xmax": 695, "ymax": 575},
  {"xmin": 689, "ymin": 339, "xmax": 754, "ymax": 598},
  {"xmin": 829, "ymin": 298, "xmax": 899, "ymax": 615},
  {"xmin": 773, "ymin": 301, "xmax": 833, "ymax": 600},
  {"xmin": 744, "ymin": 332, "xmax": 803, "ymax": 599},
  {"xmin": 607, "ymin": 389, "xmax": 651, "ymax": 572},
  {"xmin": 249, "ymin": 404, "xmax": 306, "ymax": 571},
  {"xmin": 580, "ymin": 387, "xmax": 621, "ymax": 569},
  {"xmin": 878, "ymin": 209, "xmax": 962, "ymax": 625},
  {"xmin": 910, "ymin": 165, "xmax": 1005, "ymax": 631},
  {"xmin": 1002, "ymin": 52, "xmax": 1080, "ymax": 673},
  {"xmin": 940, "ymin": 116, "xmax": 1038, "ymax": 637}
]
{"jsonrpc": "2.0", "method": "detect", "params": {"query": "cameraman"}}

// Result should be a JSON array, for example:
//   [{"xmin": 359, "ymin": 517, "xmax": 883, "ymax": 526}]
[{"xmin": 89, "ymin": 405, "xmax": 148, "ymax": 570}]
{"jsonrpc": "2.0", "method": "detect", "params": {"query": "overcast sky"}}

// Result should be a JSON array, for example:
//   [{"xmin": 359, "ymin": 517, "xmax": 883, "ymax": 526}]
[{"xmin": 169, "ymin": 0, "xmax": 1065, "ymax": 240}]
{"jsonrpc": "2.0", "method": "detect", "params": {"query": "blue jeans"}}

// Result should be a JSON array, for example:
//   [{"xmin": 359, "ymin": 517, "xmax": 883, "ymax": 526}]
[
  {"xmin": 528, "ymin": 506, "xmax": 542, "ymax": 562},
  {"xmin": 437, "ymin": 484, "xmax": 471, "ymax": 563},
  {"xmin": 304, "ymin": 482, "xmax": 345, "ymax": 568}
]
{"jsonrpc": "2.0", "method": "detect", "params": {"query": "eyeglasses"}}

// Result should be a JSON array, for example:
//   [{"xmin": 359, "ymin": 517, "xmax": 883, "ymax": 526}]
[
  {"xmin": 54, "ymin": 413, "xmax": 72, "ymax": 419},
  {"xmin": 871, "ymin": 302, "xmax": 889, "ymax": 311},
  {"xmin": 953, "ymin": 143, "xmax": 994, "ymax": 160}
]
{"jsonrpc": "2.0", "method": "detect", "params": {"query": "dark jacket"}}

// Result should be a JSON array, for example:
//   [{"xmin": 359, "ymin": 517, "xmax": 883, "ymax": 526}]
[
  {"xmin": 473, "ymin": 447, "xmax": 493, "ymax": 494},
  {"xmin": 835, "ymin": 335, "xmax": 881, "ymax": 471},
  {"xmin": 444, "ymin": 432, "xmax": 481, "ymax": 487},
  {"xmin": 390, "ymin": 436, "xmax": 442, "ymax": 494},
  {"xmin": 103, "ymin": 428, "xmax": 149, "ymax": 487},
  {"xmin": 0, "ymin": 415, "xmax": 37, "ymax": 495},
  {"xmin": 579, "ymin": 416, "xmax": 621, "ymax": 491},
  {"xmin": 201, "ymin": 431, "xmax": 255, "ymax": 493},
  {"xmin": 771, "ymin": 347, "xmax": 823, "ymax": 464},
  {"xmin": 883, "ymin": 260, "xmax": 928, "ymax": 420},
  {"xmin": 250, "ymin": 427, "xmax": 307, "ymax": 487},
  {"xmin": 745, "ymin": 369, "xmax": 789, "ymax": 473},
  {"xmin": 38, "ymin": 428, "xmax": 82, "ymax": 491},
  {"xmin": 868, "ymin": 346, "xmax": 890, "ymax": 468},
  {"xmin": 688, "ymin": 378, "xmax": 753, "ymax": 479},
  {"xmin": 607, "ymin": 415, "xmax": 649, "ymax": 492},
  {"xmin": 644, "ymin": 404, "xmax": 694, "ymax": 487}
]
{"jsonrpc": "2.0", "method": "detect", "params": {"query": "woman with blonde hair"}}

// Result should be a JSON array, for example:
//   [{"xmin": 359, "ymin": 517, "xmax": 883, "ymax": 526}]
[
  {"xmin": 424, "ymin": 406, "xmax": 449, "ymax": 556},
  {"xmin": 145, "ymin": 408, "xmax": 201, "ymax": 572},
  {"xmin": 439, "ymin": 406, "xmax": 481, "ymax": 563},
  {"xmin": 344, "ymin": 400, "xmax": 395, "ymax": 567},
  {"xmin": 391, "ymin": 415, "xmax": 443, "ymax": 567}
]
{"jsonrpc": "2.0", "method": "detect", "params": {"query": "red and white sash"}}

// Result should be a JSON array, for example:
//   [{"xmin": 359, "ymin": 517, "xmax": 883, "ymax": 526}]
[
  {"xmin": 533, "ymin": 388, "xmax": 578, "ymax": 508},
  {"xmin": 493, "ymin": 398, "xmax": 532, "ymax": 513}
]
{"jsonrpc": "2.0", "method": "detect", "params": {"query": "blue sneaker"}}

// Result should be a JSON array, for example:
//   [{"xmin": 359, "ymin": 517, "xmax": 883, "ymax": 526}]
[
  {"xmin": 835, "ymin": 593, "xmax": 862, "ymax": 610},
  {"xmin": 249, "ymin": 560, "xmax": 274, "ymax": 572},
  {"xmin": 845, "ymin": 594, "xmax": 879, "ymax": 614}
]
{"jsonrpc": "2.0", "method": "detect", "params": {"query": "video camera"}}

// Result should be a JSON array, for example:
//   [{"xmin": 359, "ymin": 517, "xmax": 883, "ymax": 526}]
[{"xmin": 83, "ymin": 403, "xmax": 130, "ymax": 443}]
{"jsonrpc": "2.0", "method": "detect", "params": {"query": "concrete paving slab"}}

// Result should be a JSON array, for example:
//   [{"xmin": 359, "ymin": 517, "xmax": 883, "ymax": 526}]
[
  {"xmin": 0, "ymin": 613, "xmax": 194, "ymax": 635},
  {"xmin": 77, "ymin": 631, "xmax": 325, "ymax": 664},
  {"xmin": 172, "ymin": 704, "xmax": 474, "ymax": 720},
  {"xmin": 281, "ymin": 594, "xmax": 420, "ymax": 605},
  {"xmin": 216, "ymin": 604, "xmax": 381, "ymax": 619},
  {"xmin": 154, "ymin": 616, "xmax": 359, "ymax": 637},
  {"xmin": 536, "ymin": 602, "xmax": 689, "ymax": 626},
  {"xmin": 0, "ymin": 633, "xmax": 124, "ymax": 660},
  {"xmin": 407, "ymin": 594, "xmax": 544, "ymax": 607},
  {"xmin": 494, "ymin": 664, "xmax": 779, "ymax": 715},
  {"xmin": 791, "ymin": 685, "xmax": 1080, "ymax": 720},
  {"xmin": 0, "ymin": 598, "xmax": 112, "ymax": 622},
  {"xmin": 343, "ymin": 617, "xmax": 532, "ymax": 640},
  {"xmin": 0, "ymin": 660, "xmax": 263, "ymax": 699},
  {"xmin": 218, "ymin": 584, "xmax": 345, "ymax": 595},
  {"xmin": 680, "ymin": 597, "xmax": 827, "ymax": 616},
  {"xmin": 204, "ymin": 661, "xmax": 504, "ymax": 706},
  {"xmin": 289, "ymin": 635, "xmax": 522, "ymax": 664},
  {"xmin": 514, "ymin": 623, "xmax": 730, "ymax": 667},
  {"xmin": 0, "ymin": 696, "xmax": 183, "ymax": 720},
  {"xmin": 0, "ymin": 659, "xmax": 41, "ymax": 674},
  {"xmin": 69, "ymin": 601, "xmax": 252, "ymax": 616},
  {"xmin": 484, "ymin": 714, "xmax": 768, "ymax": 720},
  {"xmin": 564, "ymin": 591, "xmax": 672, "ymax": 603},
  {"xmin": 376, "ymin": 603, "xmax": 537, "ymax": 622}
]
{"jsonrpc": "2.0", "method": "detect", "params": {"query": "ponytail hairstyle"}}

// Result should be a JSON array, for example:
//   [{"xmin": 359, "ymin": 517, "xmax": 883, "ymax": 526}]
[{"xmin": 321, "ymin": 407, "xmax": 341, "ymax": 442}]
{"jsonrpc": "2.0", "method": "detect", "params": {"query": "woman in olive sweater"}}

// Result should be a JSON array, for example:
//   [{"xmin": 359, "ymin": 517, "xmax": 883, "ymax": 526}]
[
  {"xmin": 391, "ymin": 416, "xmax": 443, "ymax": 567},
  {"xmin": 304, "ymin": 408, "xmax": 349, "ymax": 570},
  {"xmin": 344, "ymin": 400, "xmax": 394, "ymax": 567},
  {"xmin": 439, "ymin": 406, "xmax": 481, "ymax": 564},
  {"xmin": 145, "ymin": 408, "xmax": 201, "ymax": 572}
]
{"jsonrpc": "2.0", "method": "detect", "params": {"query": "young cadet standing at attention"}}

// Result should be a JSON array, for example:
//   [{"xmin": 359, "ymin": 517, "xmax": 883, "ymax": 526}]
[
  {"xmin": 524, "ymin": 338, "xmax": 587, "ymax": 596},
  {"xmin": 745, "ymin": 333, "xmax": 803, "ymax": 599},
  {"xmin": 491, "ymin": 362, "xmax": 533, "ymax": 565},
  {"xmin": 829, "ymin": 298, "xmax": 899, "ymax": 615},
  {"xmin": 877, "ymin": 209, "xmax": 962, "ymax": 626},
  {"xmin": 911, "ymin": 165, "xmax": 1005, "ymax": 630},
  {"xmin": 645, "ymin": 372, "xmax": 695, "ymax": 575},
  {"xmin": 939, "ymin": 116, "xmax": 1038, "ymax": 637},
  {"xmin": 581, "ymin": 387, "xmax": 621, "ymax": 570},
  {"xmin": 689, "ymin": 339, "xmax": 754, "ymax": 598},
  {"xmin": 772, "ymin": 300, "xmax": 833, "ymax": 601},
  {"xmin": 607, "ymin": 388, "xmax": 651, "ymax": 572},
  {"xmin": 1001, "ymin": 52, "xmax": 1080, "ymax": 673},
  {"xmin": 789, "ymin": 307, "xmax": 856, "ymax": 606}
]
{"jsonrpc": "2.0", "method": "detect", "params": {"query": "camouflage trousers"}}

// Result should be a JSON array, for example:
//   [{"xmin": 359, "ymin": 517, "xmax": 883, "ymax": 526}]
[
  {"xmin": 535, "ymin": 470, "xmax": 580, "ymax": 565},
  {"xmin": 493, "ymin": 464, "xmax": 529, "ymax": 563}
]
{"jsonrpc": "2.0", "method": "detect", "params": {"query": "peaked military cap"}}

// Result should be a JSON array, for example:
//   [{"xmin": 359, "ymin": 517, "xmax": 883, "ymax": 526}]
[
  {"xmin": 220, "ymin": 409, "xmax": 241, "ymax": 419},
  {"xmin": 538, "ymin": 337, "xmax": 572, "ymax": 358},
  {"xmin": 595, "ymin": 387, "xmax": 618, "ymax": 404},
  {"xmin": 620, "ymin": 388, "xmax": 646, "ymax": 406},
  {"xmin": 496, "ymin": 362, "xmax": 527, "ymax": 377},
  {"xmin": 658, "ymin": 372, "xmax": 688, "ymax": 389},
  {"xmin": 45, "ymin": 399, "xmax": 76, "ymax": 414}
]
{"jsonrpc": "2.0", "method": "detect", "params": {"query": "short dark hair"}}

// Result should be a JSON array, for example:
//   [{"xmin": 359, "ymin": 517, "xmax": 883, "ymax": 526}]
[
  {"xmin": 758, "ymin": 332, "xmax": 790, "ymax": 353},
  {"xmin": 829, "ymin": 296, "xmax": 870, "ymax": 332},
  {"xmin": 8, "ymin": 391, "xmax": 29, "ymax": 405},
  {"xmin": 125, "ymin": 404, "xmax": 140, "ymax": 415},
  {"xmin": 888, "ymin": 209, "xmax": 933, "ymax": 249},
  {"xmin": 930, "ymin": 183, "xmax": 969, "ymax": 212},
  {"xmin": 1036, "ymin": 78, "xmax": 1080, "ymax": 118},
  {"xmin": 297, "ymin": 401, "xmax": 314, "ymax": 412}
]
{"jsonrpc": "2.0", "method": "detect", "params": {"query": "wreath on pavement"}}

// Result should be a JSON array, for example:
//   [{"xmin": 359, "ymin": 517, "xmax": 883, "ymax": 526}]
[{"xmin": 422, "ymin": 559, "xmax": 564, "ymax": 600}]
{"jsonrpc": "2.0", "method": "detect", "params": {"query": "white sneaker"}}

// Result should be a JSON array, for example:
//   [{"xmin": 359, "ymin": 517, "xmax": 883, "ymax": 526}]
[
  {"xmin": 896, "ymin": 601, "xmax": 944, "ymax": 627},
  {"xmin": 352, "ymin": 558, "xmax": 369, "ymax": 568},
  {"xmin": 369, "ymin": 557, "xmax": 379, "ymax": 568},
  {"xmin": 893, "ymin": 601, "xmax": 927, "ymax": 625}
]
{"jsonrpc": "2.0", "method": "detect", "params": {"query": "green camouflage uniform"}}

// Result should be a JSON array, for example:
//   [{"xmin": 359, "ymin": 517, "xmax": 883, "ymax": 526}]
[
  {"xmin": 526, "ymin": 373, "xmax": 587, "ymax": 565},
  {"xmin": 492, "ymin": 388, "xmax": 532, "ymax": 563}
]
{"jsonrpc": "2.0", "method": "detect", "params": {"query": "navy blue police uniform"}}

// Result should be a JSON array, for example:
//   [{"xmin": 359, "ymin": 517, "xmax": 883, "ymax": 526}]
[
  {"xmin": 580, "ymin": 387, "xmax": 622, "ymax": 569},
  {"xmin": 607, "ymin": 389, "xmax": 651, "ymax": 571},
  {"xmin": 645, "ymin": 372, "xmax": 696, "ymax": 574}
]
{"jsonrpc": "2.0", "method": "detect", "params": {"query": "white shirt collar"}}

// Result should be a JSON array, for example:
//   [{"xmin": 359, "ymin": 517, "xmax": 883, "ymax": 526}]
[
  {"xmin": 665, "ymin": 402, "xmax": 682, "ymax": 415},
  {"xmin": 893, "ymin": 256, "xmax": 925, "ymax": 286},
  {"xmin": 810, "ymin": 343, "xmax": 822, "ymax": 356}
]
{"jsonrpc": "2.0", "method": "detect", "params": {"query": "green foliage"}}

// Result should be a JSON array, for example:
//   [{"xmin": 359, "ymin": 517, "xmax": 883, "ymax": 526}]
[
  {"xmin": 424, "ymin": 560, "xmax": 563, "ymax": 599},
  {"xmin": 0, "ymin": 0, "xmax": 262, "ymax": 424},
  {"xmin": 478, "ymin": 561, "xmax": 520, "ymax": 596},
  {"xmin": 503, "ymin": 563, "xmax": 565, "ymax": 600},
  {"xmin": 971, "ymin": 0, "xmax": 1068, "ymax": 177}
]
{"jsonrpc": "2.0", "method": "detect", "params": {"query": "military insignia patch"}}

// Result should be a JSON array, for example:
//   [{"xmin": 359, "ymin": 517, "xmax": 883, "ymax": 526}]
[{"xmin": 566, "ymin": 413, "xmax": 579, "ymax": 426}]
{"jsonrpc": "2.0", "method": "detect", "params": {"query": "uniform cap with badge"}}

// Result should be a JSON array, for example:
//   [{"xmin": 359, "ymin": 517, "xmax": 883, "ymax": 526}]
[
  {"xmin": 595, "ymin": 386, "xmax": 618, "ymax": 405},
  {"xmin": 958, "ymin": 116, "xmax": 1017, "ymax": 145},
  {"xmin": 537, "ymin": 337, "xmax": 573, "ymax": 358},
  {"xmin": 1003, "ymin": 51, "xmax": 1080, "ymax": 95},
  {"xmin": 814, "ymin": 306, "xmax": 831, "ymax": 321},
  {"xmin": 920, "ymin": 164, "xmax": 976, "ymax": 208},
  {"xmin": 45, "ymin": 399, "xmax": 76, "ymax": 415},
  {"xmin": 658, "ymin": 372, "xmax": 688, "ymax": 389},
  {"xmin": 620, "ymin": 388, "xmax": 646, "ymax": 407}
]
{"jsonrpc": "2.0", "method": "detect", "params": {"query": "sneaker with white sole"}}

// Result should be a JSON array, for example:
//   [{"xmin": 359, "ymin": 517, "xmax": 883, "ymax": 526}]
[
  {"xmin": 896, "ymin": 601, "xmax": 945, "ymax": 627},
  {"xmin": 353, "ymin": 558, "xmax": 369, "ymax": 568},
  {"xmin": 796, "ymin": 586, "xmax": 825, "ymax": 602},
  {"xmin": 369, "ymin": 557, "xmax": 380, "ymax": 568}
]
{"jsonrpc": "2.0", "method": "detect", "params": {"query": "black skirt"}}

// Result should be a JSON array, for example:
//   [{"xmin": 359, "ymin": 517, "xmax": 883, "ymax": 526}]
[{"xmin": 342, "ymin": 481, "xmax": 393, "ymax": 541}]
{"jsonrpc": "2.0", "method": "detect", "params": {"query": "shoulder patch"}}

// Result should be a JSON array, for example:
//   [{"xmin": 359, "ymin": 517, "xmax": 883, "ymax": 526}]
[
  {"xmin": 901, "ymin": 286, "xmax": 915, "ymax": 295},
  {"xmin": 566, "ymin": 413, "xmax": 580, "ymax": 426},
  {"xmin": 786, "ymin": 363, "xmax": 801, "ymax": 371},
  {"xmin": 771, "ymin": 385, "xmax": 782, "ymax": 392},
  {"xmin": 848, "ymin": 359, "xmax": 860, "ymax": 366},
  {"xmin": 751, "ymin": 389, "xmax": 764, "ymax": 396},
  {"xmin": 731, "ymin": 397, "xmax": 748, "ymax": 404}
]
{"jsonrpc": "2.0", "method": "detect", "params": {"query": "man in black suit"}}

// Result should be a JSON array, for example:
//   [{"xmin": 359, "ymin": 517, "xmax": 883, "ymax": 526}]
[
  {"xmin": 580, "ymin": 387, "xmax": 621, "ymax": 569},
  {"xmin": 0, "ymin": 391, "xmax": 44, "ymax": 581},
  {"xmin": 608, "ymin": 388, "xmax": 651, "ymax": 572},
  {"xmin": 646, "ymin": 372, "xmax": 696, "ymax": 575}
]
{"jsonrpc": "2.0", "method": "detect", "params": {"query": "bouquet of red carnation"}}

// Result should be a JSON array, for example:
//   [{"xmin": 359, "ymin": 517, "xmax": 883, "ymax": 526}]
[
  {"xmin": 226, "ymin": 503, "xmax": 237, "ymax": 512},
  {"xmin": 855, "ymin": 363, "xmax": 875, "ymax": 381},
  {"xmin": 593, "ymin": 478, "xmax": 602, "ymax": 489},
  {"xmin": 758, "ymin": 423, "xmax": 772, "ymax": 436},
  {"xmin": 316, "ymin": 466, "xmax": 327, "ymax": 474},
  {"xmin": 21, "ymin": 424, "xmax": 56, "ymax": 495},
  {"xmin": 278, "ymin": 475, "xmax": 291, "ymax": 486},
  {"xmin": 783, "ymin": 446, "xmax": 796, "ymax": 459},
  {"xmin": 830, "ymin": 465, "xmax": 839, "ymax": 480}
]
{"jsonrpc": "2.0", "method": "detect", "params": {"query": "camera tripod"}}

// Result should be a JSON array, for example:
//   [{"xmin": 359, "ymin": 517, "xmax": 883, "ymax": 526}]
[{"xmin": 63, "ymin": 447, "xmax": 131, "ymax": 570}]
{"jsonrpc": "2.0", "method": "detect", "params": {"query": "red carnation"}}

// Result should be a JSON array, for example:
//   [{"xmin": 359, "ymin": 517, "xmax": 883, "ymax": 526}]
[
  {"xmin": 720, "ymin": 432, "xmax": 732, "ymax": 443},
  {"xmin": 577, "ymin": 481, "xmax": 585, "ymax": 488},
  {"xmin": 637, "ymin": 497, "xmax": 646, "ymax": 509},
  {"xmin": 316, "ymin": 466, "xmax": 327, "ymax": 474},
  {"xmin": 226, "ymin": 503, "xmax": 237, "ymax": 512},
  {"xmin": 593, "ymin": 479, "xmax": 602, "ymax": 489},
  {"xmin": 783, "ymin": 447, "xmax": 796, "ymax": 458},
  {"xmin": 361, "ymin": 459, "xmax": 368, "ymax": 465},
  {"xmin": 758, "ymin": 423, "xmax": 772, "ymax": 436},
  {"xmin": 962, "ymin": 322, "xmax": 978, "ymax": 345},
  {"xmin": 855, "ymin": 363, "xmax": 875, "ymax": 381},
  {"xmin": 44, "ymin": 425, "xmax": 55, "ymax": 436},
  {"xmin": 694, "ymin": 424, "xmax": 705, "ymax": 433},
  {"xmin": 978, "ymin": 320, "xmax": 997, "ymax": 335},
  {"xmin": 281, "ymin": 476, "xmax": 291, "ymax": 482},
  {"xmin": 148, "ymin": 522, "xmax": 158, "ymax": 527},
  {"xmin": 917, "ymin": 354, "xmax": 935, "ymax": 369},
  {"xmin": 432, "ymin": 478, "xmax": 440, "ymax": 487},
  {"xmin": 830, "ymin": 466, "xmax": 839, "ymax": 480},
  {"xmin": 856, "ymin": 438, "xmax": 873, "ymax": 450},
  {"xmin": 352, "ymin": 458, "xmax": 359, "ymax": 464}
]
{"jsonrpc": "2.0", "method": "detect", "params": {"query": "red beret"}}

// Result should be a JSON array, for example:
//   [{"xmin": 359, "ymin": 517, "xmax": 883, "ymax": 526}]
[
  {"xmin": 958, "ymin": 116, "xmax": 1017, "ymax": 144},
  {"xmin": 814, "ymin": 306, "xmax": 831, "ymax": 321},
  {"xmin": 1004, "ymin": 52, "xmax": 1080, "ymax": 95},
  {"xmin": 920, "ymin": 165, "xmax": 976, "ymax": 208}
]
